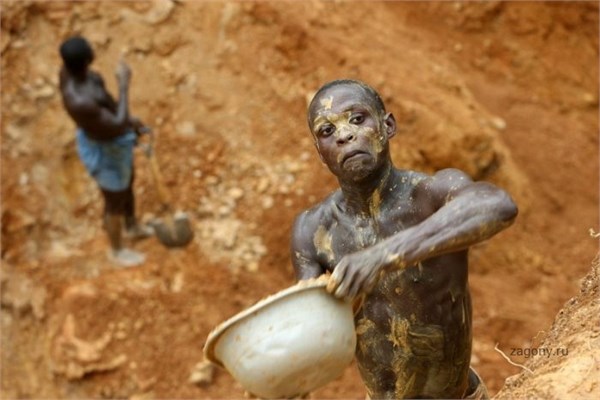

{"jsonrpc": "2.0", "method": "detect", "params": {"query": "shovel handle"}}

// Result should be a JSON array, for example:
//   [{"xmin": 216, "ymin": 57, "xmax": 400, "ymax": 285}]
[
  {"xmin": 144, "ymin": 131, "xmax": 172, "ymax": 211},
  {"xmin": 149, "ymin": 155, "xmax": 171, "ymax": 207}
]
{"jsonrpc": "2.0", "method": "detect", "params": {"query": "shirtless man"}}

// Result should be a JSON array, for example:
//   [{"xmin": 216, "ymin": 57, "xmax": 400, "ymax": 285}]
[
  {"xmin": 59, "ymin": 36, "xmax": 152, "ymax": 267},
  {"xmin": 291, "ymin": 80, "xmax": 518, "ymax": 399}
]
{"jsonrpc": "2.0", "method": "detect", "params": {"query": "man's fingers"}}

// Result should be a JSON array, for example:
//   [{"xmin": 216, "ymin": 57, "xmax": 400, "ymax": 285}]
[
  {"xmin": 334, "ymin": 284, "xmax": 347, "ymax": 299},
  {"xmin": 326, "ymin": 273, "xmax": 338, "ymax": 293},
  {"xmin": 115, "ymin": 60, "xmax": 131, "ymax": 83},
  {"xmin": 349, "ymin": 266, "xmax": 373, "ymax": 300},
  {"xmin": 346, "ymin": 263, "xmax": 381, "ymax": 300},
  {"xmin": 364, "ymin": 272, "xmax": 379, "ymax": 294},
  {"xmin": 328, "ymin": 259, "xmax": 347, "ymax": 296},
  {"xmin": 333, "ymin": 269, "xmax": 351, "ymax": 299},
  {"xmin": 346, "ymin": 276, "xmax": 362, "ymax": 300}
]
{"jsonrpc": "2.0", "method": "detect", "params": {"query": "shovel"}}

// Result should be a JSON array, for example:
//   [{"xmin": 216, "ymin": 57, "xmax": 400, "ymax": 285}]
[{"xmin": 141, "ymin": 129, "xmax": 194, "ymax": 248}]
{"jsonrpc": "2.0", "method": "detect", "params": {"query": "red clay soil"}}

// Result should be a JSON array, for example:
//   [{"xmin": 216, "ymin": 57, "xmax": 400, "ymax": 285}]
[
  {"xmin": 495, "ymin": 255, "xmax": 600, "ymax": 400},
  {"xmin": 1, "ymin": 1, "xmax": 598, "ymax": 399}
]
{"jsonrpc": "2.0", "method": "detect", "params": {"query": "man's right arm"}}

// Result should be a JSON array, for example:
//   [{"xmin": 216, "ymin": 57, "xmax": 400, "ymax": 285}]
[
  {"xmin": 65, "ymin": 61, "xmax": 132, "ymax": 141},
  {"xmin": 290, "ymin": 210, "xmax": 326, "ymax": 281}
]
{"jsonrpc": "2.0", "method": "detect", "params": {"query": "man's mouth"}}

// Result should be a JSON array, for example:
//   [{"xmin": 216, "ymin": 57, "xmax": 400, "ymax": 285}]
[{"xmin": 342, "ymin": 150, "xmax": 368, "ymax": 164}]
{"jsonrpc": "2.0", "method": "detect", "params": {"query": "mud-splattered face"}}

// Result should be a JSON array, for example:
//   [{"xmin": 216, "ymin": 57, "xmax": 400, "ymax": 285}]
[{"xmin": 309, "ymin": 84, "xmax": 395, "ymax": 181}]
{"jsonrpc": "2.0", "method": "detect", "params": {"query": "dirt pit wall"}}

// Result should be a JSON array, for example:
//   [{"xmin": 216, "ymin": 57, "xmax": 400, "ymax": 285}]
[{"xmin": 1, "ymin": 1, "xmax": 598, "ymax": 398}]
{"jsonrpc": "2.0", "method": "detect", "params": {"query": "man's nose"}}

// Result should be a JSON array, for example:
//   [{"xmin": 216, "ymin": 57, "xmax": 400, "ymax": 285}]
[{"xmin": 336, "ymin": 129, "xmax": 355, "ymax": 145}]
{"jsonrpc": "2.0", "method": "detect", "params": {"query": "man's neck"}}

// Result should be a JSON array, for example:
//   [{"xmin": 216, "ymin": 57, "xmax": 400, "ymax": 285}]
[
  {"xmin": 338, "ymin": 161, "xmax": 395, "ymax": 218},
  {"xmin": 63, "ymin": 66, "xmax": 88, "ymax": 82}
]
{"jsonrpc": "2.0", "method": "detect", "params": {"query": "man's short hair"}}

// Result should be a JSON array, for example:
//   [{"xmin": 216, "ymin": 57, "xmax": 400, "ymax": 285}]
[
  {"xmin": 59, "ymin": 36, "xmax": 94, "ymax": 74},
  {"xmin": 307, "ymin": 79, "xmax": 387, "ymax": 128}
]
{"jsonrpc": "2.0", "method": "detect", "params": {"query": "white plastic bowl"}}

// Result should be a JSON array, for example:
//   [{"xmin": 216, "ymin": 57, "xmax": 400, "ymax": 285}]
[{"xmin": 203, "ymin": 278, "xmax": 356, "ymax": 399}]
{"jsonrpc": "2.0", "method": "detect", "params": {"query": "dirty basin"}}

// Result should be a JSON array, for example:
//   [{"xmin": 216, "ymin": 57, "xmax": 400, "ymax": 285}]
[{"xmin": 203, "ymin": 278, "xmax": 356, "ymax": 399}]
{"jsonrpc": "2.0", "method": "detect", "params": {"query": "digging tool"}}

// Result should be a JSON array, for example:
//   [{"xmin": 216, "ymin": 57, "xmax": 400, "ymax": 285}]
[{"xmin": 141, "ymin": 129, "xmax": 194, "ymax": 248}]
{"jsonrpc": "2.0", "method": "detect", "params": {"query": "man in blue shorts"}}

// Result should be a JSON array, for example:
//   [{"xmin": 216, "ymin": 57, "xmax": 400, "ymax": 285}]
[{"xmin": 59, "ymin": 36, "xmax": 153, "ymax": 267}]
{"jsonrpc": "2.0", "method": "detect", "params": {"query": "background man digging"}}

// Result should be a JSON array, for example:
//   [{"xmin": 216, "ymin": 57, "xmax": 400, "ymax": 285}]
[{"xmin": 59, "ymin": 36, "xmax": 153, "ymax": 267}]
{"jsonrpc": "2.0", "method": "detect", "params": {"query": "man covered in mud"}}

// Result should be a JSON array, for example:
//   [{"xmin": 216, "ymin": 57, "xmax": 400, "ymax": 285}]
[
  {"xmin": 59, "ymin": 36, "xmax": 153, "ymax": 267},
  {"xmin": 291, "ymin": 80, "xmax": 518, "ymax": 399}
]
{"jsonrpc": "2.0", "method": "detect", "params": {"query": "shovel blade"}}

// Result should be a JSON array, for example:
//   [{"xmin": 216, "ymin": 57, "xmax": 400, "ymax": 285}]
[{"xmin": 153, "ymin": 212, "xmax": 194, "ymax": 248}]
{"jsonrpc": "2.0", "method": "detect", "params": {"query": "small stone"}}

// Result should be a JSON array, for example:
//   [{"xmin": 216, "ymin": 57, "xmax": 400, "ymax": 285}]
[
  {"xmin": 253, "ymin": 242, "xmax": 267, "ymax": 256},
  {"xmin": 287, "ymin": 162, "xmax": 302, "ymax": 173},
  {"xmin": 144, "ymin": 0, "xmax": 175, "ymax": 25},
  {"xmin": 261, "ymin": 196, "xmax": 274, "ymax": 209},
  {"xmin": 247, "ymin": 261, "xmax": 259, "ymax": 272},
  {"xmin": 205, "ymin": 176, "xmax": 219, "ymax": 186},
  {"xmin": 171, "ymin": 272, "xmax": 184, "ymax": 293},
  {"xmin": 31, "ymin": 85, "xmax": 55, "ymax": 100},
  {"xmin": 228, "ymin": 187, "xmax": 244, "ymax": 200},
  {"xmin": 19, "ymin": 173, "xmax": 28, "ymax": 186},
  {"xmin": 256, "ymin": 178, "xmax": 269, "ymax": 193},
  {"xmin": 5, "ymin": 124, "xmax": 21, "ymax": 141},
  {"xmin": 189, "ymin": 360, "xmax": 215, "ymax": 385},
  {"xmin": 176, "ymin": 121, "xmax": 196, "ymax": 137},
  {"xmin": 581, "ymin": 92, "xmax": 598, "ymax": 107},
  {"xmin": 134, "ymin": 320, "xmax": 144, "ymax": 331},
  {"xmin": 490, "ymin": 116, "xmax": 507, "ymax": 131},
  {"xmin": 217, "ymin": 205, "xmax": 231, "ymax": 217}
]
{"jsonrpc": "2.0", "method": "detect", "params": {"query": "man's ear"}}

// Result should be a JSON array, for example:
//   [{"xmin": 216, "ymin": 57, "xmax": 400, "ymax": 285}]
[{"xmin": 383, "ymin": 112, "xmax": 397, "ymax": 139}]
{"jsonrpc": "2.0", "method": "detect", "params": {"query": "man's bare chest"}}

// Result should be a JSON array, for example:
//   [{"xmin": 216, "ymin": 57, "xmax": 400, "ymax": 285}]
[{"xmin": 314, "ymin": 200, "xmax": 426, "ymax": 268}]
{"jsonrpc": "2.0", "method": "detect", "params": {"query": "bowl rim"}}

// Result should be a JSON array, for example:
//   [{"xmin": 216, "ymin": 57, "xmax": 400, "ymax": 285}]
[{"xmin": 203, "ymin": 278, "xmax": 330, "ymax": 367}]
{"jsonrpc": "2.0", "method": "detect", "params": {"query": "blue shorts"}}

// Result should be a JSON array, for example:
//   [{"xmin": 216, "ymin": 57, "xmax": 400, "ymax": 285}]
[{"xmin": 76, "ymin": 129, "xmax": 137, "ymax": 191}]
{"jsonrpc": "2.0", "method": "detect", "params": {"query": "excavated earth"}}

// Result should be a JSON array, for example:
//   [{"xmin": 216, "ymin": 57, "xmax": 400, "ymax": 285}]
[{"xmin": 1, "ymin": 1, "xmax": 598, "ymax": 398}]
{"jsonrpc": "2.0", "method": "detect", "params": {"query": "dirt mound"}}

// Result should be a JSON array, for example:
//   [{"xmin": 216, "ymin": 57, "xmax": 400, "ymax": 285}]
[
  {"xmin": 494, "ymin": 255, "xmax": 600, "ymax": 399},
  {"xmin": 1, "ymin": 1, "xmax": 598, "ymax": 398}
]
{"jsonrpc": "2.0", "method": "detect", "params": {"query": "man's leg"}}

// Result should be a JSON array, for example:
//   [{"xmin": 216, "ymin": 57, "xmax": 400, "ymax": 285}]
[
  {"xmin": 122, "ymin": 167, "xmax": 153, "ymax": 240},
  {"xmin": 101, "ymin": 187, "xmax": 145, "ymax": 267}
]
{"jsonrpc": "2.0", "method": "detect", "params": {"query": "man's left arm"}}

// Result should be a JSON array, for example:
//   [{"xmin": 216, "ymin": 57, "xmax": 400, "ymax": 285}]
[
  {"xmin": 328, "ymin": 168, "xmax": 518, "ymax": 299},
  {"xmin": 396, "ymin": 168, "xmax": 518, "ymax": 264}
]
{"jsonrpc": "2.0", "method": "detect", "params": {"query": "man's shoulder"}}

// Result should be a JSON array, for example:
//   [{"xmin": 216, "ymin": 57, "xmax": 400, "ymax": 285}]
[
  {"xmin": 426, "ymin": 168, "xmax": 473, "ymax": 192},
  {"xmin": 391, "ymin": 169, "xmax": 430, "ymax": 195},
  {"xmin": 291, "ymin": 190, "xmax": 341, "ymax": 252},
  {"xmin": 60, "ymin": 77, "xmax": 97, "ymax": 116},
  {"xmin": 432, "ymin": 168, "xmax": 471, "ymax": 180},
  {"xmin": 293, "ymin": 191, "xmax": 340, "ymax": 229},
  {"xmin": 401, "ymin": 169, "xmax": 429, "ymax": 185},
  {"xmin": 400, "ymin": 168, "xmax": 471, "ymax": 189},
  {"xmin": 411, "ymin": 168, "xmax": 474, "ymax": 207}
]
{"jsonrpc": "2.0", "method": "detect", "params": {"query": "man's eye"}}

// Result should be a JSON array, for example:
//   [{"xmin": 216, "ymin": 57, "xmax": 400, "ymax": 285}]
[
  {"xmin": 350, "ymin": 114, "xmax": 365, "ymax": 124},
  {"xmin": 320, "ymin": 126, "xmax": 335, "ymax": 136}
]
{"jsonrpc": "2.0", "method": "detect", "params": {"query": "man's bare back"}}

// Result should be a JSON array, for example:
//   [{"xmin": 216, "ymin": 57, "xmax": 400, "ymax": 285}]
[
  {"xmin": 61, "ymin": 69, "xmax": 116, "ymax": 113},
  {"xmin": 291, "ymin": 80, "xmax": 517, "ymax": 399}
]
